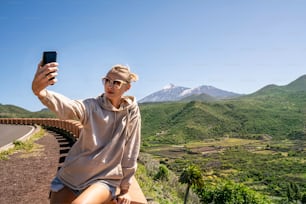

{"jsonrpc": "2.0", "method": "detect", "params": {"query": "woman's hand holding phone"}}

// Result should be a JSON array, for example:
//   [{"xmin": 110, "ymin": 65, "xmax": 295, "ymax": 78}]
[{"xmin": 32, "ymin": 51, "xmax": 58, "ymax": 97}]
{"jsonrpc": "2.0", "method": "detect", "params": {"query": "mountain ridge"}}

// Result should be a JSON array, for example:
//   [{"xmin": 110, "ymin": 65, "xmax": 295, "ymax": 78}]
[
  {"xmin": 250, "ymin": 74, "xmax": 306, "ymax": 96},
  {"xmin": 139, "ymin": 84, "xmax": 241, "ymax": 103},
  {"xmin": 140, "ymin": 76, "xmax": 306, "ymax": 144},
  {"xmin": 139, "ymin": 75, "xmax": 306, "ymax": 103},
  {"xmin": 1, "ymin": 75, "xmax": 305, "ymax": 112}
]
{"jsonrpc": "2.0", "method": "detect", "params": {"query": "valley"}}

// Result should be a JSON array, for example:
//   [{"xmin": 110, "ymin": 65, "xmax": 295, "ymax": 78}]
[
  {"xmin": 143, "ymin": 137, "xmax": 306, "ymax": 201},
  {"xmin": 137, "ymin": 75, "xmax": 306, "ymax": 203}
]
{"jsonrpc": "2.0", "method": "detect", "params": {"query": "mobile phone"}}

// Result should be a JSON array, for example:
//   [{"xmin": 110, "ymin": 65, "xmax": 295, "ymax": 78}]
[
  {"xmin": 42, "ymin": 51, "xmax": 57, "ymax": 83},
  {"xmin": 42, "ymin": 51, "xmax": 57, "ymax": 65}
]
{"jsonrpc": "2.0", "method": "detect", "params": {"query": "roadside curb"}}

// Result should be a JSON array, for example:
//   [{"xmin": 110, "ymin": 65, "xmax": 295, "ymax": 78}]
[{"xmin": 0, "ymin": 125, "xmax": 41, "ymax": 152}]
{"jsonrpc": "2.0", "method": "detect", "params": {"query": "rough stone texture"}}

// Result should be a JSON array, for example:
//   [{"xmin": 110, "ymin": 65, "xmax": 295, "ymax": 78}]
[{"xmin": 0, "ymin": 131, "xmax": 59, "ymax": 204}]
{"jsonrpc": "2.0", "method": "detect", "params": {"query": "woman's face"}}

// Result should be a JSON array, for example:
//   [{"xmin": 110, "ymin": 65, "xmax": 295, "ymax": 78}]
[{"xmin": 103, "ymin": 73, "xmax": 131, "ymax": 104}]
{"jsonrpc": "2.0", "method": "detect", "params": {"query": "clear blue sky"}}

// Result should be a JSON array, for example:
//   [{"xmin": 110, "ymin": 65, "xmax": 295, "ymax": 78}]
[{"xmin": 1, "ymin": 0, "xmax": 305, "ymax": 111}]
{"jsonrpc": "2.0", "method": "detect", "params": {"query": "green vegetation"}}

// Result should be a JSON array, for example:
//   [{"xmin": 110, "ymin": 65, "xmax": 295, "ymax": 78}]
[
  {"xmin": 1, "ymin": 75, "xmax": 306, "ymax": 203},
  {"xmin": 0, "ymin": 128, "xmax": 45, "ymax": 160},
  {"xmin": 0, "ymin": 104, "xmax": 55, "ymax": 118},
  {"xmin": 140, "ymin": 91, "xmax": 306, "ymax": 144},
  {"xmin": 154, "ymin": 164, "xmax": 170, "ymax": 181},
  {"xmin": 141, "ymin": 75, "xmax": 306, "ymax": 144},
  {"xmin": 144, "ymin": 137, "xmax": 306, "ymax": 203},
  {"xmin": 179, "ymin": 165, "xmax": 203, "ymax": 204},
  {"xmin": 195, "ymin": 179, "xmax": 271, "ymax": 204},
  {"xmin": 136, "ymin": 153, "xmax": 200, "ymax": 204},
  {"xmin": 138, "ymin": 75, "xmax": 306, "ymax": 203}
]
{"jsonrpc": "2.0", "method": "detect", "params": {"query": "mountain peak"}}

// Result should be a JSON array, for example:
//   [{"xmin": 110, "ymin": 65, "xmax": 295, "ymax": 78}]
[
  {"xmin": 251, "ymin": 74, "xmax": 306, "ymax": 96},
  {"xmin": 139, "ymin": 83, "xmax": 240, "ymax": 103},
  {"xmin": 163, "ymin": 83, "xmax": 176, "ymax": 90},
  {"xmin": 180, "ymin": 85, "xmax": 240, "ymax": 99},
  {"xmin": 285, "ymin": 74, "xmax": 306, "ymax": 91}
]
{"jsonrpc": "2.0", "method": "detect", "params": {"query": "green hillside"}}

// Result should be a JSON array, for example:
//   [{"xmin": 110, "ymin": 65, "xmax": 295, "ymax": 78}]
[
  {"xmin": 140, "ymin": 97, "xmax": 305, "ymax": 145},
  {"xmin": 139, "ymin": 75, "xmax": 306, "ymax": 203},
  {"xmin": 0, "ymin": 104, "xmax": 55, "ymax": 118},
  {"xmin": 180, "ymin": 93, "xmax": 216, "ymax": 102},
  {"xmin": 286, "ymin": 74, "xmax": 306, "ymax": 91},
  {"xmin": 2, "ymin": 75, "xmax": 305, "ymax": 144},
  {"xmin": 0, "ymin": 104, "xmax": 30, "ymax": 118},
  {"xmin": 140, "ymin": 75, "xmax": 306, "ymax": 144},
  {"xmin": 250, "ymin": 74, "xmax": 306, "ymax": 96}
]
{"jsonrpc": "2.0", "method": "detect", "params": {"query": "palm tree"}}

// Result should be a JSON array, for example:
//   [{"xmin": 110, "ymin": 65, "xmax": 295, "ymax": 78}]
[{"xmin": 179, "ymin": 165, "xmax": 204, "ymax": 204}]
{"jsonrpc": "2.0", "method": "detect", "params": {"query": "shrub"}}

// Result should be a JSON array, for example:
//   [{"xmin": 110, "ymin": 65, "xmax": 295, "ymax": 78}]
[
  {"xmin": 195, "ymin": 180, "xmax": 271, "ymax": 204},
  {"xmin": 154, "ymin": 164, "xmax": 170, "ymax": 181}
]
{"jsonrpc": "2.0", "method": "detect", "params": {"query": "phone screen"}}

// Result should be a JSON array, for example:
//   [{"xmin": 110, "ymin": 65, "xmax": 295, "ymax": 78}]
[{"xmin": 42, "ymin": 51, "xmax": 57, "ymax": 65}]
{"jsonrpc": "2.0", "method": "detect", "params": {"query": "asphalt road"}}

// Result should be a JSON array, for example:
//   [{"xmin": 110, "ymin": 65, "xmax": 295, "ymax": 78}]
[{"xmin": 0, "ymin": 124, "xmax": 35, "ymax": 147}]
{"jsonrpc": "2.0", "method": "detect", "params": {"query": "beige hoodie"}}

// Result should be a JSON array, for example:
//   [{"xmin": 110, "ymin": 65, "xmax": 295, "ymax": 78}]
[{"xmin": 39, "ymin": 90, "xmax": 141, "ymax": 191}]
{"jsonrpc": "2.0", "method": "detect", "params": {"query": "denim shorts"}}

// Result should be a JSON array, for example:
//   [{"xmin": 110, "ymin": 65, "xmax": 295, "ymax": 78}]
[{"xmin": 50, "ymin": 177, "xmax": 116, "ymax": 198}]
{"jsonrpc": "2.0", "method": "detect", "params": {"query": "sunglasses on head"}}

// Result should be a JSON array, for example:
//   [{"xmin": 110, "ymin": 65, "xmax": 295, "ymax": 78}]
[{"xmin": 102, "ymin": 77, "xmax": 128, "ymax": 89}]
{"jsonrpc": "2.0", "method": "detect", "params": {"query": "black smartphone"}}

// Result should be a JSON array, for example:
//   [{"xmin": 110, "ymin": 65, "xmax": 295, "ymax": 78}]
[
  {"xmin": 42, "ymin": 51, "xmax": 57, "ymax": 65},
  {"xmin": 42, "ymin": 51, "xmax": 57, "ymax": 83}
]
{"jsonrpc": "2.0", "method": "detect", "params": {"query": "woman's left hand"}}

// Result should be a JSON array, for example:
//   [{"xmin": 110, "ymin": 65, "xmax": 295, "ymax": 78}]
[{"xmin": 116, "ymin": 193, "xmax": 131, "ymax": 204}]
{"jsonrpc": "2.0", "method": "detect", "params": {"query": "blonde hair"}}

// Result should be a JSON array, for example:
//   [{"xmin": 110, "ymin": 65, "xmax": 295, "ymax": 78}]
[{"xmin": 109, "ymin": 64, "xmax": 139, "ymax": 83}]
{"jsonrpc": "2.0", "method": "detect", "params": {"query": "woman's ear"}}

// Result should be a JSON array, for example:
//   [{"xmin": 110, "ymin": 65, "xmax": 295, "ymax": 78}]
[{"xmin": 125, "ymin": 83, "xmax": 131, "ymax": 92}]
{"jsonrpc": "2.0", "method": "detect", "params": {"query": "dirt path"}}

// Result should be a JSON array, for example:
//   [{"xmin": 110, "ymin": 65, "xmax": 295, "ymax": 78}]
[{"xmin": 0, "ymin": 131, "xmax": 60, "ymax": 204}]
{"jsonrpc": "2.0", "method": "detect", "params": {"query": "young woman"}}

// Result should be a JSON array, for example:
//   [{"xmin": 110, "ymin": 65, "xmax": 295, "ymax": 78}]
[{"xmin": 32, "ymin": 62, "xmax": 141, "ymax": 204}]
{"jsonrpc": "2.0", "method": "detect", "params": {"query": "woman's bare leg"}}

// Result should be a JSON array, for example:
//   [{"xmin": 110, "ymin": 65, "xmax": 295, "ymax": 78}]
[
  {"xmin": 50, "ymin": 186, "xmax": 77, "ymax": 204},
  {"xmin": 71, "ymin": 183, "xmax": 112, "ymax": 204}
]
